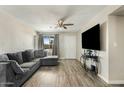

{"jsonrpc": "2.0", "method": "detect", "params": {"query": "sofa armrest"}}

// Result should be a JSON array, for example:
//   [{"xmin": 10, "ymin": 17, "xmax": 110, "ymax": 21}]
[
  {"xmin": 0, "ymin": 62, "xmax": 16, "ymax": 86},
  {"xmin": 0, "ymin": 60, "xmax": 25, "ymax": 75},
  {"xmin": 10, "ymin": 60, "xmax": 25, "ymax": 75}
]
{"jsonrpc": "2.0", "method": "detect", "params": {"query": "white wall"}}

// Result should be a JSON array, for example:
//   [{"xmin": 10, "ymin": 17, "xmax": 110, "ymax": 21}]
[
  {"xmin": 99, "ymin": 22, "xmax": 109, "ymax": 82},
  {"xmin": 108, "ymin": 16, "xmax": 124, "ymax": 84},
  {"xmin": 0, "ymin": 9, "xmax": 35, "ymax": 54},
  {"xmin": 59, "ymin": 32, "xmax": 77, "ymax": 59},
  {"xmin": 76, "ymin": 6, "xmax": 121, "ymax": 83}
]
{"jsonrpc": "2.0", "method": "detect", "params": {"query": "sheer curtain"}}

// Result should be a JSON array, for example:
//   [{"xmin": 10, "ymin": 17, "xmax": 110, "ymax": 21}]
[
  {"xmin": 52, "ymin": 34, "xmax": 59, "ymax": 57},
  {"xmin": 38, "ymin": 34, "xmax": 44, "ymax": 49}
]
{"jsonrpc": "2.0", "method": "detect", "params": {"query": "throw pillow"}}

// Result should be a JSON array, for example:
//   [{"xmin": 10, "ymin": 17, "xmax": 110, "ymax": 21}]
[
  {"xmin": 0, "ymin": 54, "xmax": 9, "ymax": 62},
  {"xmin": 7, "ymin": 52, "xmax": 23, "ymax": 64},
  {"xmin": 34, "ymin": 49, "xmax": 45, "ymax": 58},
  {"xmin": 22, "ymin": 50, "xmax": 34, "ymax": 62}
]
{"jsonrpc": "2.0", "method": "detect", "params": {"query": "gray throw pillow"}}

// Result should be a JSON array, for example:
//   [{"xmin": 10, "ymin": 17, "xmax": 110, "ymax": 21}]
[
  {"xmin": 22, "ymin": 50, "xmax": 34, "ymax": 62},
  {"xmin": 34, "ymin": 49, "xmax": 45, "ymax": 58},
  {"xmin": 0, "ymin": 54, "xmax": 9, "ymax": 62},
  {"xmin": 7, "ymin": 52, "xmax": 23, "ymax": 64},
  {"xmin": 10, "ymin": 60, "xmax": 24, "ymax": 74},
  {"xmin": 16, "ymin": 52, "xmax": 23, "ymax": 64}
]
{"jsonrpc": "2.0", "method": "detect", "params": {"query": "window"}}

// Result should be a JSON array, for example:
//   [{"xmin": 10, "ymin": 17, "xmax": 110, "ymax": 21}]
[{"xmin": 43, "ymin": 35, "xmax": 55, "ymax": 49}]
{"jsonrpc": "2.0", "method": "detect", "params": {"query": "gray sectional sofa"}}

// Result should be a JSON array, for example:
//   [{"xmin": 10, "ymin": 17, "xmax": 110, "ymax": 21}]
[{"xmin": 0, "ymin": 49, "xmax": 58, "ymax": 87}]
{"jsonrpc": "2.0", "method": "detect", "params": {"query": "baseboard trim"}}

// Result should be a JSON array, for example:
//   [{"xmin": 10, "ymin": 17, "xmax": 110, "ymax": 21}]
[
  {"xmin": 98, "ymin": 74, "xmax": 109, "ymax": 84},
  {"xmin": 98, "ymin": 74, "xmax": 124, "ymax": 84},
  {"xmin": 109, "ymin": 80, "xmax": 124, "ymax": 84}
]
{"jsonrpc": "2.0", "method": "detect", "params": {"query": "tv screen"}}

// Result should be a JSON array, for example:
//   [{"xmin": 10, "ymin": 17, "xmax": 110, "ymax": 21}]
[{"xmin": 82, "ymin": 24, "xmax": 100, "ymax": 50}]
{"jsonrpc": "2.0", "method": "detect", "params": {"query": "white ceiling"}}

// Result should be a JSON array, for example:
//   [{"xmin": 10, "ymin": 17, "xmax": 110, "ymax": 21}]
[
  {"xmin": 0, "ymin": 5, "xmax": 107, "ymax": 32},
  {"xmin": 111, "ymin": 6, "xmax": 124, "ymax": 16}
]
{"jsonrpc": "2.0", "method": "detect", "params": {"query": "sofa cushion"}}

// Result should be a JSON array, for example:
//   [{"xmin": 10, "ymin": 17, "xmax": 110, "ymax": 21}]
[
  {"xmin": 22, "ymin": 50, "xmax": 34, "ymax": 62},
  {"xmin": 7, "ymin": 52, "xmax": 23, "ymax": 64},
  {"xmin": 40, "ymin": 56, "xmax": 59, "ymax": 66},
  {"xmin": 20, "ymin": 61, "xmax": 37, "ymax": 68},
  {"xmin": 34, "ymin": 49, "xmax": 45, "ymax": 58},
  {"xmin": 0, "ymin": 54, "xmax": 9, "ymax": 62},
  {"xmin": 10, "ymin": 60, "xmax": 24, "ymax": 74},
  {"xmin": 16, "ymin": 52, "xmax": 23, "ymax": 64},
  {"xmin": 22, "ymin": 68, "xmax": 30, "ymax": 72},
  {"xmin": 32, "ymin": 58, "xmax": 41, "ymax": 62}
]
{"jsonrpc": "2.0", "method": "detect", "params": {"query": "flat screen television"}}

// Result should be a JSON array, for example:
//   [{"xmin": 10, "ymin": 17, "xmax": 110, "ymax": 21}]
[{"xmin": 82, "ymin": 24, "xmax": 100, "ymax": 50}]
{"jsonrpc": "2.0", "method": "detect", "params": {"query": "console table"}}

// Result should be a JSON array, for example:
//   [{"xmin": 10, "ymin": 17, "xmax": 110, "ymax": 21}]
[{"xmin": 80, "ymin": 49, "xmax": 100, "ymax": 75}]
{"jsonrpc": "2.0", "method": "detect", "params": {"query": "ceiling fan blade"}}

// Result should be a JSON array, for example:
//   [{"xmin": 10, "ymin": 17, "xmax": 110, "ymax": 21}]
[
  {"xmin": 63, "ymin": 26, "xmax": 67, "ymax": 29},
  {"xmin": 64, "ymin": 24, "xmax": 74, "ymax": 26}
]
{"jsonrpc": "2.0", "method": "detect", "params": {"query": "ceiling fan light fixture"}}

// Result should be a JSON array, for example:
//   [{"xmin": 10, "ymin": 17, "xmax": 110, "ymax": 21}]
[
  {"xmin": 58, "ymin": 19, "xmax": 63, "ymax": 27},
  {"xmin": 55, "ymin": 19, "xmax": 74, "ymax": 30}
]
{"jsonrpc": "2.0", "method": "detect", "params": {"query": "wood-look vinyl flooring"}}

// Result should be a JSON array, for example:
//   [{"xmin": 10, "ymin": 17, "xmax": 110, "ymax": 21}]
[{"xmin": 23, "ymin": 59, "xmax": 109, "ymax": 87}]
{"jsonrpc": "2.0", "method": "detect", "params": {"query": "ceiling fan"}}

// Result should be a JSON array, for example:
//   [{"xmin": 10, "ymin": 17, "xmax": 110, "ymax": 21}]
[{"xmin": 55, "ymin": 19, "xmax": 74, "ymax": 29}]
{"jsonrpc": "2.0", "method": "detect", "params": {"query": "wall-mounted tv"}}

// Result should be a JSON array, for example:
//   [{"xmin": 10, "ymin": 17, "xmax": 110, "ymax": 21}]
[{"xmin": 82, "ymin": 24, "xmax": 100, "ymax": 50}]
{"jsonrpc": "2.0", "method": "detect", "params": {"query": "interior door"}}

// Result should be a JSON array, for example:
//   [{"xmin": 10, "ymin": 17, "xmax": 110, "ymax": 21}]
[{"xmin": 64, "ymin": 34, "xmax": 76, "ymax": 59}]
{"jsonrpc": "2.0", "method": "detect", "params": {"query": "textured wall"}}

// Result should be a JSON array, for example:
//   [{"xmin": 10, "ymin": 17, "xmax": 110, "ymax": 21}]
[{"xmin": 0, "ymin": 9, "xmax": 36, "ymax": 54}]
